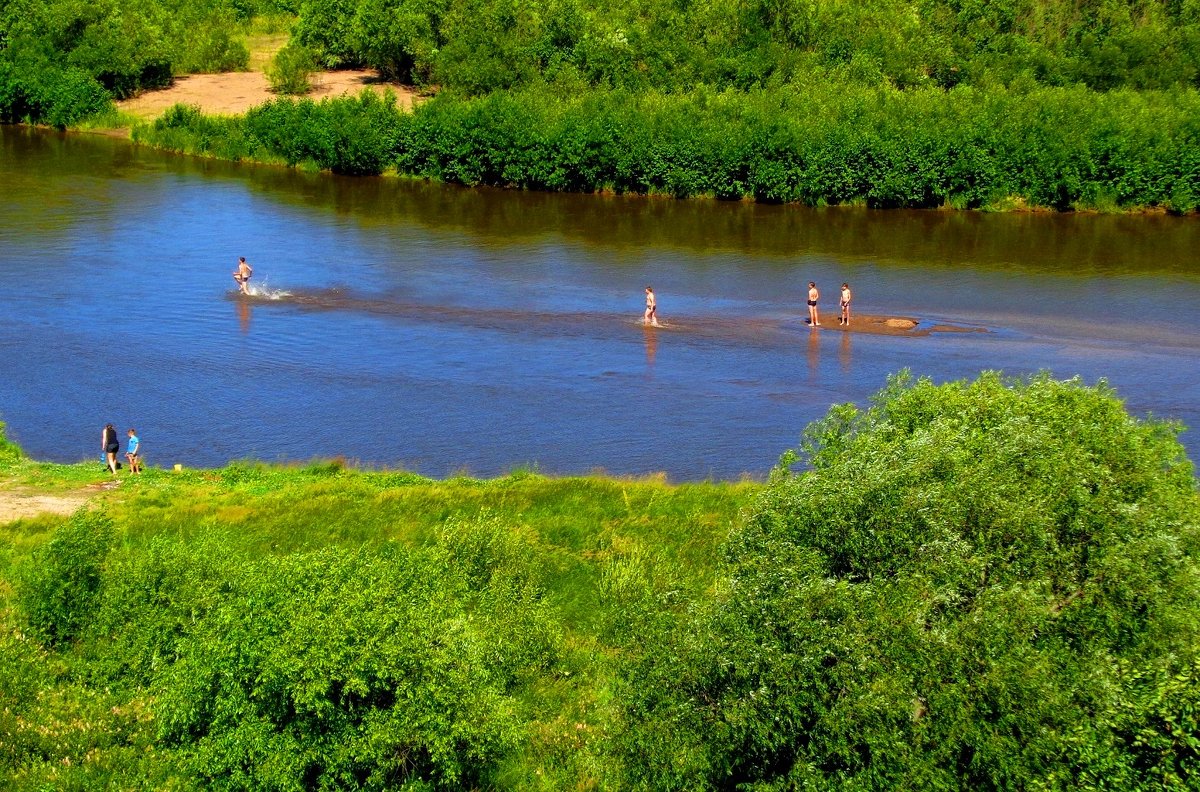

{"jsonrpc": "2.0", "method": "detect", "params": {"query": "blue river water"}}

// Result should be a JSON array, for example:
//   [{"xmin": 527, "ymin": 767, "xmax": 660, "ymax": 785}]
[{"xmin": 2, "ymin": 126, "xmax": 1199, "ymax": 479}]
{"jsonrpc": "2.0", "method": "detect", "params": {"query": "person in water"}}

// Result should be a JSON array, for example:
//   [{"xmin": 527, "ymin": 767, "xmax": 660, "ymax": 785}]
[
  {"xmin": 125, "ymin": 428, "xmax": 141, "ymax": 474},
  {"xmin": 644, "ymin": 286, "xmax": 660, "ymax": 327},
  {"xmin": 233, "ymin": 256, "xmax": 253, "ymax": 295},
  {"xmin": 807, "ymin": 282, "xmax": 820, "ymax": 327},
  {"xmin": 102, "ymin": 423, "xmax": 119, "ymax": 475},
  {"xmin": 839, "ymin": 282, "xmax": 852, "ymax": 326}
]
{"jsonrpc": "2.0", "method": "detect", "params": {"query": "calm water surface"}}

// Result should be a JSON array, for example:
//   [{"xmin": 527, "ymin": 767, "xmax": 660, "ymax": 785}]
[{"xmin": 2, "ymin": 126, "xmax": 1199, "ymax": 479}]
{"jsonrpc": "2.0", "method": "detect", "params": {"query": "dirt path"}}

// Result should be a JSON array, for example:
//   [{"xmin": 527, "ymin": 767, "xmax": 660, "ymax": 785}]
[{"xmin": 118, "ymin": 70, "xmax": 420, "ymax": 120}]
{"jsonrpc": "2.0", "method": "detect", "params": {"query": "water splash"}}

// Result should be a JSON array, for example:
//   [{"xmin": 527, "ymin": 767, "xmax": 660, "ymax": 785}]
[{"xmin": 244, "ymin": 278, "xmax": 291, "ymax": 300}]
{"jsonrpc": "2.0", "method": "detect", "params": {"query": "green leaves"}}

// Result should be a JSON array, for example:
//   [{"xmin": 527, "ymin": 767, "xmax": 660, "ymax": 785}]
[{"xmin": 618, "ymin": 373, "xmax": 1200, "ymax": 789}]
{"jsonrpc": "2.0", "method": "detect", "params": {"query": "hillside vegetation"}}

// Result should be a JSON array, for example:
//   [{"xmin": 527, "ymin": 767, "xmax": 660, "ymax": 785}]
[
  {"xmin": 2, "ymin": 372, "xmax": 1198, "ymax": 789},
  {"xmin": 3, "ymin": 0, "xmax": 1200, "ymax": 208}
]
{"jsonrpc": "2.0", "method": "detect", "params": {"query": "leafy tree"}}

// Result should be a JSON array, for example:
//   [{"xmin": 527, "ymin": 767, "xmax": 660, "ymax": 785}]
[{"xmin": 617, "ymin": 372, "xmax": 1200, "ymax": 789}]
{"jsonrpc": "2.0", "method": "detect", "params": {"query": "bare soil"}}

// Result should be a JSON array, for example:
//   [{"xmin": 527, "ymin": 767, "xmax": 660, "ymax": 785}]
[
  {"xmin": 0, "ymin": 486, "xmax": 99, "ymax": 523},
  {"xmin": 117, "ymin": 70, "xmax": 420, "ymax": 120}
]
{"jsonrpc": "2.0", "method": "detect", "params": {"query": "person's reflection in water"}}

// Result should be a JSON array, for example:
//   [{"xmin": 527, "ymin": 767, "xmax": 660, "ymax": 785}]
[
  {"xmin": 236, "ymin": 298, "xmax": 252, "ymax": 334},
  {"xmin": 643, "ymin": 324, "xmax": 658, "ymax": 369},
  {"xmin": 839, "ymin": 328, "xmax": 852, "ymax": 373},
  {"xmin": 807, "ymin": 325, "xmax": 820, "ymax": 378}
]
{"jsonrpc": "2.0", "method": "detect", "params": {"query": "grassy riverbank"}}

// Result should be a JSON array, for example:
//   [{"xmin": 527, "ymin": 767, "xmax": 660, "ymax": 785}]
[{"xmin": 3, "ymin": 372, "xmax": 1199, "ymax": 789}]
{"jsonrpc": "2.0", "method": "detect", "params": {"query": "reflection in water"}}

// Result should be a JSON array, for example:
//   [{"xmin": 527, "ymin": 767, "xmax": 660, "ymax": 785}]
[
  {"xmin": 236, "ymin": 298, "xmax": 252, "ymax": 334},
  {"xmin": 839, "ymin": 330, "xmax": 852, "ymax": 373},
  {"xmin": 807, "ymin": 329, "xmax": 820, "ymax": 378},
  {"xmin": 643, "ymin": 325, "xmax": 657, "ymax": 368}
]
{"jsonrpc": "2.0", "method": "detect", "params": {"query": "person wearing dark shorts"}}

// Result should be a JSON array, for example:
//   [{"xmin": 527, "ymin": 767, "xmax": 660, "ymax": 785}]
[
  {"xmin": 102, "ymin": 423, "xmax": 119, "ymax": 475},
  {"xmin": 233, "ymin": 256, "xmax": 253, "ymax": 295},
  {"xmin": 807, "ymin": 282, "xmax": 820, "ymax": 327}
]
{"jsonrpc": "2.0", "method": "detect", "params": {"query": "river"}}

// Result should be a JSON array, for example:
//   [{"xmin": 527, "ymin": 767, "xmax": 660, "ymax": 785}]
[{"xmin": 2, "ymin": 126, "xmax": 1199, "ymax": 479}]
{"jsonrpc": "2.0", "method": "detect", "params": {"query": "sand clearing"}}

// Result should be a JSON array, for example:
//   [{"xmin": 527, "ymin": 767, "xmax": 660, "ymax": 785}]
[
  {"xmin": 117, "ymin": 70, "xmax": 420, "ymax": 120},
  {"xmin": 803, "ymin": 314, "xmax": 988, "ymax": 337},
  {"xmin": 0, "ymin": 486, "xmax": 93, "ymax": 523}
]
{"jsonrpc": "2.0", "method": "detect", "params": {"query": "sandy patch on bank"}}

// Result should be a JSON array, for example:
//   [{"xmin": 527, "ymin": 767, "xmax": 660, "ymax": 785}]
[
  {"xmin": 118, "ymin": 70, "xmax": 419, "ymax": 120},
  {"xmin": 0, "ymin": 486, "xmax": 95, "ymax": 523}
]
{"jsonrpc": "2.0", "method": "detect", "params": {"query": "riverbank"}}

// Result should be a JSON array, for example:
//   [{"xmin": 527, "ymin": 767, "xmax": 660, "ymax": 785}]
[
  {"xmin": 114, "ymin": 82, "xmax": 1200, "ymax": 212},
  {"xmin": 3, "ymin": 374, "xmax": 1197, "ymax": 790}
]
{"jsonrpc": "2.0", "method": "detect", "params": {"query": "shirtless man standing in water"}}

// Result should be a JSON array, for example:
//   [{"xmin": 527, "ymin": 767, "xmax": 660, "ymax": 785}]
[
  {"xmin": 839, "ymin": 282, "xmax": 852, "ymax": 326},
  {"xmin": 644, "ymin": 286, "xmax": 660, "ymax": 327},
  {"xmin": 233, "ymin": 257, "xmax": 253, "ymax": 295},
  {"xmin": 807, "ymin": 282, "xmax": 820, "ymax": 327}
]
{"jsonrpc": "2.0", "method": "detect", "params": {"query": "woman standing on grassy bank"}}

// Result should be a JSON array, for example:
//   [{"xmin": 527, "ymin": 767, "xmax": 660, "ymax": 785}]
[{"xmin": 102, "ymin": 423, "xmax": 119, "ymax": 475}]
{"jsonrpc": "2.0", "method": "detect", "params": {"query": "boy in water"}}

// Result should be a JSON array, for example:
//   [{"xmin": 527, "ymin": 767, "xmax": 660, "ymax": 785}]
[
  {"xmin": 839, "ymin": 282, "xmax": 852, "ymax": 326},
  {"xmin": 807, "ymin": 282, "xmax": 820, "ymax": 327},
  {"xmin": 233, "ymin": 256, "xmax": 253, "ymax": 295},
  {"xmin": 644, "ymin": 286, "xmax": 660, "ymax": 327},
  {"xmin": 125, "ymin": 428, "xmax": 141, "ymax": 474}
]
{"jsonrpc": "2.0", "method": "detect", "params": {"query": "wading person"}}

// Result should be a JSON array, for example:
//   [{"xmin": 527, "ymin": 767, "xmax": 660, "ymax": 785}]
[
  {"xmin": 807, "ymin": 282, "xmax": 820, "ymax": 327},
  {"xmin": 644, "ymin": 286, "xmax": 660, "ymax": 327},
  {"xmin": 839, "ymin": 282, "xmax": 852, "ymax": 326},
  {"xmin": 102, "ymin": 423, "xmax": 119, "ymax": 475},
  {"xmin": 125, "ymin": 428, "xmax": 141, "ymax": 474},
  {"xmin": 233, "ymin": 256, "xmax": 253, "ymax": 295}
]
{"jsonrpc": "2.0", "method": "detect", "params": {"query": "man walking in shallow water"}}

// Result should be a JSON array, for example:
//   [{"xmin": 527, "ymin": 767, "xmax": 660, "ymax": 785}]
[
  {"xmin": 644, "ymin": 286, "xmax": 660, "ymax": 327},
  {"xmin": 807, "ymin": 282, "xmax": 820, "ymax": 327},
  {"xmin": 233, "ymin": 256, "xmax": 253, "ymax": 295}
]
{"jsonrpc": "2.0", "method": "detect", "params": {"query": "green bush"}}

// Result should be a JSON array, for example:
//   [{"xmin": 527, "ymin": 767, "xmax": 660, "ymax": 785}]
[
  {"xmin": 149, "ymin": 523, "xmax": 560, "ymax": 788},
  {"xmin": 616, "ymin": 372, "xmax": 1200, "ymax": 789},
  {"xmin": 17, "ymin": 510, "xmax": 115, "ymax": 646},
  {"xmin": 0, "ymin": 419, "xmax": 22, "ymax": 464},
  {"xmin": 266, "ymin": 40, "xmax": 317, "ymax": 94}
]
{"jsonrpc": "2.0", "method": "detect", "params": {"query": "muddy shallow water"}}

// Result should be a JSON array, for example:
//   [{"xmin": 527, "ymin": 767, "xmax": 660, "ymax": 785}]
[{"xmin": 2, "ymin": 126, "xmax": 1198, "ymax": 479}]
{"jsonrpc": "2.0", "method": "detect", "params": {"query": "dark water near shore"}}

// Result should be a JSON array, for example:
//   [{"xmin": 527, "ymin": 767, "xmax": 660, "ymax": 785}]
[{"xmin": 2, "ymin": 126, "xmax": 1199, "ymax": 479}]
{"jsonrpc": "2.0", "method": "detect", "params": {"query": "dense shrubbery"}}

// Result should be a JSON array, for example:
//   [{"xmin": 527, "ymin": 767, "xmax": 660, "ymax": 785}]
[
  {"xmin": 290, "ymin": 0, "xmax": 1200, "ymax": 93},
  {"xmin": 0, "ymin": 0, "xmax": 292, "ymax": 126},
  {"xmin": 616, "ymin": 372, "xmax": 1200, "ymax": 789},
  {"xmin": 134, "ymin": 83, "xmax": 1200, "ymax": 210},
  {"xmin": 0, "ymin": 419, "xmax": 21, "ymax": 462},
  {"xmin": 266, "ymin": 40, "xmax": 317, "ymax": 94},
  {"xmin": 17, "ymin": 510, "xmax": 114, "ymax": 646}
]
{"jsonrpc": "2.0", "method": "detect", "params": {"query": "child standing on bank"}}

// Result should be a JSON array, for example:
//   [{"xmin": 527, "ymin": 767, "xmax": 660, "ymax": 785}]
[{"xmin": 125, "ymin": 428, "xmax": 141, "ymax": 474}]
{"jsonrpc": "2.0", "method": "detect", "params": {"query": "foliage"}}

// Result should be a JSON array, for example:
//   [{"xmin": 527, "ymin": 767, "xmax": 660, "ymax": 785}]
[
  {"xmin": 131, "ymin": 82, "xmax": 1200, "ymax": 210},
  {"xmin": 0, "ymin": 419, "xmax": 21, "ymax": 463},
  {"xmin": 289, "ymin": 0, "xmax": 1200, "ymax": 94},
  {"xmin": 0, "ymin": 0, "xmax": 261, "ymax": 126},
  {"xmin": 16, "ymin": 509, "xmax": 115, "ymax": 646},
  {"xmin": 245, "ymin": 90, "xmax": 403, "ymax": 174},
  {"xmin": 2, "ymin": 382, "xmax": 1198, "ymax": 788},
  {"xmin": 616, "ymin": 372, "xmax": 1200, "ymax": 789},
  {"xmin": 266, "ymin": 39, "xmax": 316, "ymax": 94},
  {"xmin": 1, "ymin": 455, "xmax": 747, "ymax": 788},
  {"xmin": 146, "ymin": 525, "xmax": 558, "ymax": 789}
]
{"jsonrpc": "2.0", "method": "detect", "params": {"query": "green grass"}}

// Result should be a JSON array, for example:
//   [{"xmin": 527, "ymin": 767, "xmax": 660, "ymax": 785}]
[{"xmin": 0, "ymin": 451, "xmax": 757, "ymax": 789}]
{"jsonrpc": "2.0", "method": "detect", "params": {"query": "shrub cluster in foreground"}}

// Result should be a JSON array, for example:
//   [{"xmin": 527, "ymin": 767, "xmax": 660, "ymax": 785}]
[
  {"xmin": 3, "ymin": 372, "xmax": 1198, "ymax": 789},
  {"xmin": 135, "ymin": 84, "xmax": 1200, "ymax": 210}
]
